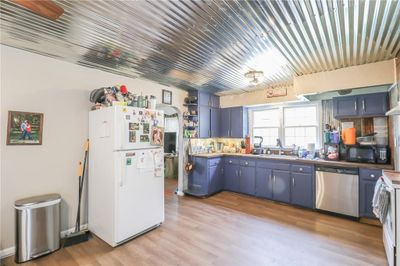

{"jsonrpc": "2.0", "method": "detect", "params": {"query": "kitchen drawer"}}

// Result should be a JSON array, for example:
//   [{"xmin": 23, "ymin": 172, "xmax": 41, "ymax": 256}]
[
  {"xmin": 224, "ymin": 157, "xmax": 239, "ymax": 165},
  {"xmin": 360, "ymin": 168, "xmax": 382, "ymax": 181},
  {"xmin": 256, "ymin": 160, "xmax": 276, "ymax": 169},
  {"xmin": 240, "ymin": 159, "xmax": 256, "ymax": 167},
  {"xmin": 291, "ymin": 164, "xmax": 313, "ymax": 174},
  {"xmin": 272, "ymin": 162, "xmax": 291, "ymax": 171},
  {"xmin": 208, "ymin": 157, "xmax": 222, "ymax": 167}
]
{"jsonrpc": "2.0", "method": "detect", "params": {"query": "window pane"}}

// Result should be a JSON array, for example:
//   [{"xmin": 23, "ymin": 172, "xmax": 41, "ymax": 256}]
[
  {"xmin": 253, "ymin": 109, "xmax": 280, "ymax": 127},
  {"xmin": 284, "ymin": 126, "xmax": 317, "ymax": 147},
  {"xmin": 284, "ymin": 106, "xmax": 317, "ymax": 127},
  {"xmin": 253, "ymin": 128, "xmax": 279, "ymax": 146}
]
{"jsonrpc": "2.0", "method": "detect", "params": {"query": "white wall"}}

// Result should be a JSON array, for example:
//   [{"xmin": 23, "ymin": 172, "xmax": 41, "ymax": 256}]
[
  {"xmin": 0, "ymin": 45, "xmax": 187, "ymax": 250},
  {"xmin": 220, "ymin": 60, "xmax": 396, "ymax": 108},
  {"xmin": 294, "ymin": 59, "xmax": 395, "ymax": 95}
]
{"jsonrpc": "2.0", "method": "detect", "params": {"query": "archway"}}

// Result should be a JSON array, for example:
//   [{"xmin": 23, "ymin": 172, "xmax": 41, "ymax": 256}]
[{"xmin": 156, "ymin": 104, "xmax": 184, "ymax": 196}]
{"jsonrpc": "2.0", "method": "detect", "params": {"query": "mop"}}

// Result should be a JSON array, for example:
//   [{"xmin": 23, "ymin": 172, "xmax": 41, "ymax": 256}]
[{"xmin": 63, "ymin": 139, "xmax": 91, "ymax": 247}]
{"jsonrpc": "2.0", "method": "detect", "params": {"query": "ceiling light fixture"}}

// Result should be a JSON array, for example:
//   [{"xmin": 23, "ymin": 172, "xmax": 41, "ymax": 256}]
[{"xmin": 244, "ymin": 70, "xmax": 264, "ymax": 85}]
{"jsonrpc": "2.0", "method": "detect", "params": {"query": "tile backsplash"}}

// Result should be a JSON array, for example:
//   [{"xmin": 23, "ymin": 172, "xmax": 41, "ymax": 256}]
[{"xmin": 189, "ymin": 138, "xmax": 244, "ymax": 154}]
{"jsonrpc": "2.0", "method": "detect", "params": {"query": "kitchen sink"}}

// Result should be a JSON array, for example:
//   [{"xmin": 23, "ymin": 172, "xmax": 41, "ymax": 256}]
[{"xmin": 258, "ymin": 154, "xmax": 298, "ymax": 160}]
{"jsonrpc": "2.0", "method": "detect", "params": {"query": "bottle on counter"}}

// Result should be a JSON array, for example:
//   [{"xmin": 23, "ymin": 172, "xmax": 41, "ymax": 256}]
[
  {"xmin": 245, "ymin": 135, "xmax": 251, "ymax": 154},
  {"xmin": 149, "ymin": 95, "xmax": 156, "ymax": 109}
]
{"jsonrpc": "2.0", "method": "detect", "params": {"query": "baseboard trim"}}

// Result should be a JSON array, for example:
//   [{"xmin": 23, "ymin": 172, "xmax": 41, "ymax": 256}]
[
  {"xmin": 0, "ymin": 224, "xmax": 88, "ymax": 259},
  {"xmin": 0, "ymin": 247, "xmax": 15, "ymax": 260}
]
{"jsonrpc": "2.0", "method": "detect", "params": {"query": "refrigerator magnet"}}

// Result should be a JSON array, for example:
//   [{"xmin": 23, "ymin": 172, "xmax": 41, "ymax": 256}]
[
  {"xmin": 129, "ymin": 131, "xmax": 136, "ymax": 143},
  {"xmin": 140, "ymin": 135, "xmax": 149, "ymax": 142},
  {"xmin": 143, "ymin": 123, "xmax": 150, "ymax": 134}
]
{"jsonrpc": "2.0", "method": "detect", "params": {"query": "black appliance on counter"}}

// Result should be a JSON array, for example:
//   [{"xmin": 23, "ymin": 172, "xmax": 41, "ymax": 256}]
[
  {"xmin": 252, "ymin": 136, "xmax": 263, "ymax": 155},
  {"xmin": 345, "ymin": 145, "xmax": 390, "ymax": 164}
]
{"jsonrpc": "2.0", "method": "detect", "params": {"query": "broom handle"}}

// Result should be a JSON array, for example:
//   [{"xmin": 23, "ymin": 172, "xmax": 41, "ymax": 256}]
[
  {"xmin": 80, "ymin": 139, "xmax": 89, "ymax": 188},
  {"xmin": 75, "ymin": 162, "xmax": 83, "ymax": 232},
  {"xmin": 76, "ymin": 140, "xmax": 89, "ymax": 232}
]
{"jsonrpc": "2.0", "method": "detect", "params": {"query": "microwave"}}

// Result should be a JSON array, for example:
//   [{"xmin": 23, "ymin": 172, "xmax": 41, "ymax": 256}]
[{"xmin": 346, "ymin": 145, "xmax": 389, "ymax": 164}]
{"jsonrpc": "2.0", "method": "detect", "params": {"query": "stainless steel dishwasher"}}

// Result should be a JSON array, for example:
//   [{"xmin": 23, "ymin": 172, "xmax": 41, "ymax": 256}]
[{"xmin": 315, "ymin": 166, "xmax": 359, "ymax": 217}]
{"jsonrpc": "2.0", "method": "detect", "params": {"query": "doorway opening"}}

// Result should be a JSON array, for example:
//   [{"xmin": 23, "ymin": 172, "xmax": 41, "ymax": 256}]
[{"xmin": 156, "ymin": 104, "xmax": 184, "ymax": 196}]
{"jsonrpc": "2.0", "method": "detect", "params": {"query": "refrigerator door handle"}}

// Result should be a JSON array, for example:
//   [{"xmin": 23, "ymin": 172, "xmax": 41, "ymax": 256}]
[{"xmin": 120, "ymin": 155, "xmax": 127, "ymax": 187}]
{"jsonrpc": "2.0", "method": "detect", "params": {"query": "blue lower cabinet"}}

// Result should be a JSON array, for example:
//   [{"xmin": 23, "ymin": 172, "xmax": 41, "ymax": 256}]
[
  {"xmin": 187, "ymin": 157, "xmax": 209, "ymax": 196},
  {"xmin": 359, "ymin": 179, "xmax": 377, "ymax": 218},
  {"xmin": 224, "ymin": 165, "xmax": 240, "ymax": 192},
  {"xmin": 272, "ymin": 170, "xmax": 291, "ymax": 203},
  {"xmin": 255, "ymin": 168, "xmax": 273, "ymax": 199},
  {"xmin": 209, "ymin": 164, "xmax": 223, "ymax": 195},
  {"xmin": 186, "ymin": 157, "xmax": 224, "ymax": 197},
  {"xmin": 291, "ymin": 173, "xmax": 314, "ymax": 208},
  {"xmin": 239, "ymin": 166, "xmax": 256, "ymax": 195},
  {"xmin": 359, "ymin": 168, "xmax": 382, "ymax": 218}
]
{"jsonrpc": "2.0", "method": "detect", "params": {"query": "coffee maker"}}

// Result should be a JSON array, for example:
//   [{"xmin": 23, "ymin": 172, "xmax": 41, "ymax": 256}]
[{"xmin": 252, "ymin": 136, "xmax": 263, "ymax": 154}]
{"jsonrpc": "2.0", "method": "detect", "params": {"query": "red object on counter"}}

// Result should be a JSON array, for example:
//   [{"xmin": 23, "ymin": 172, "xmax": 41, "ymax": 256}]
[
  {"xmin": 120, "ymin": 85, "xmax": 128, "ymax": 94},
  {"xmin": 245, "ymin": 135, "xmax": 251, "ymax": 154}
]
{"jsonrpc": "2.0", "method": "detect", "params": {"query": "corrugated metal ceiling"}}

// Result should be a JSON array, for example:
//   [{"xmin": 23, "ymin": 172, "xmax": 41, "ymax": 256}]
[{"xmin": 1, "ymin": 0, "xmax": 399, "ymax": 94}]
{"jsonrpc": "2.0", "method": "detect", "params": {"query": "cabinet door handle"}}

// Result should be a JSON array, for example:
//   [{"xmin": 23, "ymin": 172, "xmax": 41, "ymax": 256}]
[
  {"xmin": 354, "ymin": 101, "xmax": 357, "ymax": 111},
  {"xmin": 245, "ymin": 162, "xmax": 248, "ymax": 165},
  {"xmin": 299, "ymin": 167, "xmax": 303, "ymax": 171},
  {"xmin": 362, "ymin": 100, "xmax": 365, "ymax": 110},
  {"xmin": 273, "ymin": 176, "xmax": 276, "ymax": 183},
  {"xmin": 268, "ymin": 174, "xmax": 272, "ymax": 182},
  {"xmin": 292, "ymin": 177, "xmax": 295, "ymax": 187},
  {"xmin": 370, "ymin": 174, "xmax": 375, "ymax": 178},
  {"xmin": 235, "ymin": 170, "xmax": 238, "ymax": 176},
  {"xmin": 239, "ymin": 169, "xmax": 242, "ymax": 176}
]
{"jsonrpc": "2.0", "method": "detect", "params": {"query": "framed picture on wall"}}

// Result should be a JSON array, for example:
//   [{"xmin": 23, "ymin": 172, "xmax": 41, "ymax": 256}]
[
  {"xmin": 162, "ymin": 89, "xmax": 172, "ymax": 105},
  {"xmin": 7, "ymin": 111, "xmax": 44, "ymax": 145}
]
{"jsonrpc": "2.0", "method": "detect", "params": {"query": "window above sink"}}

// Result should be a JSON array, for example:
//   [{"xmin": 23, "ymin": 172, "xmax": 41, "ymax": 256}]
[{"xmin": 249, "ymin": 102, "xmax": 321, "ymax": 149}]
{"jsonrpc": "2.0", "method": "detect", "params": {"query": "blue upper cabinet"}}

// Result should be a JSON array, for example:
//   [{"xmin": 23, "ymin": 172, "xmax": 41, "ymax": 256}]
[
  {"xmin": 210, "ymin": 108, "xmax": 220, "ymax": 137},
  {"xmin": 210, "ymin": 94, "xmax": 220, "ymax": 108},
  {"xmin": 198, "ymin": 91, "xmax": 210, "ymax": 106},
  {"xmin": 333, "ymin": 95, "xmax": 358, "ymax": 118},
  {"xmin": 198, "ymin": 106, "xmax": 211, "ymax": 138},
  {"xmin": 198, "ymin": 91, "xmax": 220, "ymax": 108},
  {"xmin": 193, "ymin": 90, "xmax": 220, "ymax": 138},
  {"xmin": 219, "ymin": 107, "xmax": 248, "ymax": 138},
  {"xmin": 333, "ymin": 92, "xmax": 389, "ymax": 119},
  {"xmin": 230, "ymin": 107, "xmax": 246, "ymax": 138},
  {"xmin": 358, "ymin": 92, "xmax": 389, "ymax": 117},
  {"xmin": 219, "ymin": 108, "xmax": 231, "ymax": 137}
]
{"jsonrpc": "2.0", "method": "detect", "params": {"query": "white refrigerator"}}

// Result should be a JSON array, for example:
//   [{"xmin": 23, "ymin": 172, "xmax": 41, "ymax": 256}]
[{"xmin": 88, "ymin": 106, "xmax": 164, "ymax": 247}]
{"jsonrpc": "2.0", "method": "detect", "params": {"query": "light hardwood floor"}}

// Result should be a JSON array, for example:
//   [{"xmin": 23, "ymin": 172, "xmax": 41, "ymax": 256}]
[{"xmin": 2, "ymin": 179, "xmax": 386, "ymax": 266}]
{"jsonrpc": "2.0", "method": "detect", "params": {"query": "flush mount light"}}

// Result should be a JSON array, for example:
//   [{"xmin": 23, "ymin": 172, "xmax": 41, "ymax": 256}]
[{"xmin": 244, "ymin": 70, "xmax": 264, "ymax": 85}]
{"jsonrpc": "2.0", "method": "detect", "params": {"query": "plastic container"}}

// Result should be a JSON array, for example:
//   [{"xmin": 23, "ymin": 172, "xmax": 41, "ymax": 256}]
[
  {"xmin": 342, "ymin": 128, "xmax": 356, "ymax": 145},
  {"xmin": 14, "ymin": 194, "xmax": 61, "ymax": 263}
]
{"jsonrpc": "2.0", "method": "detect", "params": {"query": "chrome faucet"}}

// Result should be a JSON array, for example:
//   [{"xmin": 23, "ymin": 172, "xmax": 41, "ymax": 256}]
[{"xmin": 276, "ymin": 138, "xmax": 283, "ymax": 155}]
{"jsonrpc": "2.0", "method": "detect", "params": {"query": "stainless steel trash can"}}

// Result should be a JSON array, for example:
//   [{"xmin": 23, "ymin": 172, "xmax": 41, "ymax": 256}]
[
  {"xmin": 14, "ymin": 194, "xmax": 61, "ymax": 263},
  {"xmin": 165, "ymin": 154, "xmax": 178, "ymax": 179}
]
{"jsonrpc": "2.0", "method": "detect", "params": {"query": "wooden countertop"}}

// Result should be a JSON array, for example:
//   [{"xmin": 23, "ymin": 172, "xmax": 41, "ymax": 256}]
[
  {"xmin": 192, "ymin": 153, "xmax": 394, "ymax": 170},
  {"xmin": 383, "ymin": 170, "xmax": 400, "ymax": 188}
]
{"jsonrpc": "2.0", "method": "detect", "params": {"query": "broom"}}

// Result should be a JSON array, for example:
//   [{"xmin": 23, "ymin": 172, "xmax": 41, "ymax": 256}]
[{"xmin": 63, "ymin": 139, "xmax": 91, "ymax": 247}]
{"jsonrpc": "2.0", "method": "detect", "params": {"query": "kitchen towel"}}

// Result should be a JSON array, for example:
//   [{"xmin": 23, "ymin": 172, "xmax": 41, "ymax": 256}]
[{"xmin": 372, "ymin": 178, "xmax": 390, "ymax": 223}]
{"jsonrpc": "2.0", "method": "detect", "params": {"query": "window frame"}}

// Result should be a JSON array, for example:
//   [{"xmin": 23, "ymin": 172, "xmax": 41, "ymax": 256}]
[{"xmin": 249, "ymin": 101, "xmax": 322, "ymax": 149}]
